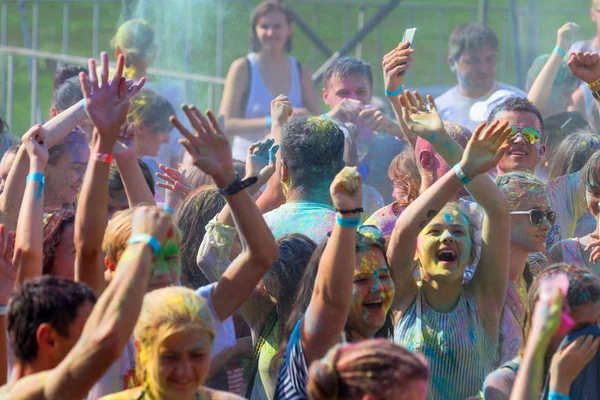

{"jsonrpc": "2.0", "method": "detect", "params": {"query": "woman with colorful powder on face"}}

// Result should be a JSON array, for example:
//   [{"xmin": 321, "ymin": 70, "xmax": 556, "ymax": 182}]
[
  {"xmin": 495, "ymin": 172, "xmax": 553, "ymax": 365},
  {"xmin": 99, "ymin": 286, "xmax": 245, "ymax": 400},
  {"xmin": 272, "ymin": 166, "xmax": 396, "ymax": 399},
  {"xmin": 219, "ymin": 1, "xmax": 321, "ymax": 161},
  {"xmin": 388, "ymin": 91, "xmax": 512, "ymax": 400}
]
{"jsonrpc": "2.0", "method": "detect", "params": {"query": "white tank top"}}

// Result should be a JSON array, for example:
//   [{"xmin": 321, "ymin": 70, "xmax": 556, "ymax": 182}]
[{"xmin": 231, "ymin": 53, "xmax": 303, "ymax": 161}]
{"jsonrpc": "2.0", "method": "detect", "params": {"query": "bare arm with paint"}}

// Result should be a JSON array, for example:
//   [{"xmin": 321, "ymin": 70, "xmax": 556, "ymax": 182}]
[
  {"xmin": 74, "ymin": 53, "xmax": 145, "ymax": 295},
  {"xmin": 301, "ymin": 167, "xmax": 362, "ymax": 365},
  {"xmin": 508, "ymin": 285, "xmax": 563, "ymax": 400},
  {"xmin": 171, "ymin": 105, "xmax": 279, "ymax": 322},
  {"xmin": 5, "ymin": 207, "xmax": 172, "ymax": 400},
  {"xmin": 382, "ymin": 42, "xmax": 415, "ymax": 146},
  {"xmin": 260, "ymin": 95, "xmax": 293, "ymax": 213},
  {"xmin": 13, "ymin": 126, "xmax": 48, "ymax": 285},
  {"xmin": 388, "ymin": 118, "xmax": 511, "ymax": 311},
  {"xmin": 112, "ymin": 125, "xmax": 156, "ymax": 207},
  {"xmin": 528, "ymin": 23, "xmax": 577, "ymax": 113}
]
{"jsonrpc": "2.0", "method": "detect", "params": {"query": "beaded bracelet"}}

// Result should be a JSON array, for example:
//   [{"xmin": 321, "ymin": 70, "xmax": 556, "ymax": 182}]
[{"xmin": 336, "ymin": 207, "xmax": 364, "ymax": 214}]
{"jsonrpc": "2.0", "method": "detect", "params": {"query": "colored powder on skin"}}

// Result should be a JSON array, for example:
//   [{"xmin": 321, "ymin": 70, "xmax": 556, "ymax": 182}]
[{"xmin": 444, "ymin": 213, "xmax": 452, "ymax": 224}]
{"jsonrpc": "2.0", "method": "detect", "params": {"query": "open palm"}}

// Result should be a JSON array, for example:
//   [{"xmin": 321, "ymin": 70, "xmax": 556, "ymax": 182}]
[
  {"xmin": 171, "ymin": 105, "xmax": 234, "ymax": 185},
  {"xmin": 460, "ymin": 121, "xmax": 511, "ymax": 178},
  {"xmin": 396, "ymin": 91, "xmax": 443, "ymax": 139}
]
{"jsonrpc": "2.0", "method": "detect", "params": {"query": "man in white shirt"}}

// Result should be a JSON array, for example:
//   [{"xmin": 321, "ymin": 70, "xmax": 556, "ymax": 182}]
[{"xmin": 435, "ymin": 22, "xmax": 526, "ymax": 132}]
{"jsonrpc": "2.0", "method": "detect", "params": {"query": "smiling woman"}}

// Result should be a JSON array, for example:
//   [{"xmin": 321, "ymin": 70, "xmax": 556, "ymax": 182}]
[{"xmin": 44, "ymin": 127, "xmax": 89, "ymax": 211}]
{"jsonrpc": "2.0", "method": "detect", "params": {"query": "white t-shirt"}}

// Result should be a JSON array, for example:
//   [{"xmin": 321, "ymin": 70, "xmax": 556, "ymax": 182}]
[{"xmin": 435, "ymin": 82, "xmax": 527, "ymax": 131}]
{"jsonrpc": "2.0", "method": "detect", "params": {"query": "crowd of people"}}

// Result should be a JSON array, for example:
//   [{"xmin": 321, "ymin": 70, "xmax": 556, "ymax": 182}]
[{"xmin": 2, "ymin": 0, "xmax": 600, "ymax": 399}]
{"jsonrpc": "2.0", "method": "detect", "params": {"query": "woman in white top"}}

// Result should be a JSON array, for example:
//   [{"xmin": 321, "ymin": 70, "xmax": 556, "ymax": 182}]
[{"xmin": 219, "ymin": 1, "xmax": 322, "ymax": 161}]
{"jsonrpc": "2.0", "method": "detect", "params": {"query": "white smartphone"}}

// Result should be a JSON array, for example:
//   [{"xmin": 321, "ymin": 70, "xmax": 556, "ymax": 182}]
[{"xmin": 399, "ymin": 28, "xmax": 417, "ymax": 76}]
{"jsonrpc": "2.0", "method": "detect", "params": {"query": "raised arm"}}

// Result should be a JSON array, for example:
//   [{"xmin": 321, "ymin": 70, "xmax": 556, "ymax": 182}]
[
  {"xmin": 74, "ymin": 52, "xmax": 144, "ymax": 295},
  {"xmin": 393, "ymin": 91, "xmax": 511, "ymax": 330},
  {"xmin": 528, "ymin": 22, "xmax": 577, "ymax": 113},
  {"xmin": 261, "ymin": 94, "xmax": 293, "ymax": 212},
  {"xmin": 382, "ymin": 41, "xmax": 415, "ymax": 146},
  {"xmin": 13, "ymin": 126, "xmax": 48, "ymax": 285},
  {"xmin": 7, "ymin": 207, "xmax": 172, "ymax": 400},
  {"xmin": 388, "ymin": 116, "xmax": 510, "ymax": 308},
  {"xmin": 301, "ymin": 167, "xmax": 362, "ymax": 365},
  {"xmin": 171, "ymin": 105, "xmax": 279, "ymax": 322},
  {"xmin": 113, "ymin": 124, "xmax": 155, "ymax": 207}
]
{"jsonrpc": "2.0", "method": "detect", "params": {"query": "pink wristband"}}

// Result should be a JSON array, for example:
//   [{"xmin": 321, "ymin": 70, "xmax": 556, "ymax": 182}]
[{"xmin": 91, "ymin": 152, "xmax": 113, "ymax": 164}]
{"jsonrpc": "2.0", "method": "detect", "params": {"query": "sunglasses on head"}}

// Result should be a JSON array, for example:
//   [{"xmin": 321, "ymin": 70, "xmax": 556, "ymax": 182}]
[
  {"xmin": 506, "ymin": 126, "xmax": 541, "ymax": 145},
  {"xmin": 327, "ymin": 225, "xmax": 386, "ymax": 248},
  {"xmin": 510, "ymin": 209, "xmax": 556, "ymax": 226}
]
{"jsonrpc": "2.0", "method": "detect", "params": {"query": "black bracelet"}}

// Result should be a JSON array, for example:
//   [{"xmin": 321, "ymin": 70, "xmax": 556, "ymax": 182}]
[
  {"xmin": 218, "ymin": 175, "xmax": 258, "ymax": 197},
  {"xmin": 336, "ymin": 207, "xmax": 364, "ymax": 214}
]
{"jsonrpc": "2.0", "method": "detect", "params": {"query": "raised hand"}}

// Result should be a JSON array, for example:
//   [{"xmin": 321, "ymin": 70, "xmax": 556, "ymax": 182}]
[
  {"xmin": 80, "ymin": 52, "xmax": 145, "ymax": 144},
  {"xmin": 112, "ymin": 123, "xmax": 137, "ymax": 160},
  {"xmin": 171, "ymin": 105, "xmax": 236, "ymax": 188},
  {"xmin": 459, "ymin": 120, "xmax": 511, "ymax": 179},
  {"xmin": 156, "ymin": 164, "xmax": 192, "ymax": 197},
  {"xmin": 330, "ymin": 166, "xmax": 363, "ymax": 213},
  {"xmin": 0, "ymin": 225, "xmax": 17, "ymax": 305},
  {"xmin": 271, "ymin": 94, "xmax": 293, "ymax": 126},
  {"xmin": 327, "ymin": 98, "xmax": 363, "ymax": 124},
  {"xmin": 567, "ymin": 52, "xmax": 600, "ymax": 85},
  {"xmin": 246, "ymin": 138, "xmax": 279, "ymax": 188},
  {"xmin": 395, "ymin": 90, "xmax": 444, "ymax": 139},
  {"xmin": 130, "ymin": 206, "xmax": 173, "ymax": 249},
  {"xmin": 382, "ymin": 41, "xmax": 414, "ymax": 92},
  {"xmin": 22, "ymin": 124, "xmax": 48, "ymax": 167},
  {"xmin": 556, "ymin": 22, "xmax": 578, "ymax": 53}
]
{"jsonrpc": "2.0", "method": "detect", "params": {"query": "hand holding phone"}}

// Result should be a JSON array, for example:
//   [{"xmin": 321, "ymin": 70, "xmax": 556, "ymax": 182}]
[{"xmin": 398, "ymin": 28, "xmax": 417, "ymax": 76}]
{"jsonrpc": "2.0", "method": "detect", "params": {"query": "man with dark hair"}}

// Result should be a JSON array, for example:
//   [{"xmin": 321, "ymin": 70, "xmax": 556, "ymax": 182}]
[
  {"xmin": 263, "ymin": 116, "xmax": 345, "ymax": 242},
  {"xmin": 321, "ymin": 56, "xmax": 405, "ymax": 202},
  {"xmin": 487, "ymin": 97, "xmax": 546, "ymax": 176},
  {"xmin": 436, "ymin": 22, "xmax": 526, "ymax": 131},
  {"xmin": 7, "ymin": 276, "xmax": 96, "ymax": 380}
]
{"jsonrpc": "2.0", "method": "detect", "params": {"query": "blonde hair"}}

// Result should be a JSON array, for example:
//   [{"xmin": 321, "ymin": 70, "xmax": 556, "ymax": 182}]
[
  {"xmin": 102, "ymin": 206, "xmax": 181, "ymax": 265},
  {"xmin": 111, "ymin": 19, "xmax": 157, "ymax": 77},
  {"xmin": 135, "ymin": 287, "xmax": 215, "ymax": 395},
  {"xmin": 495, "ymin": 171, "xmax": 547, "ymax": 211}
]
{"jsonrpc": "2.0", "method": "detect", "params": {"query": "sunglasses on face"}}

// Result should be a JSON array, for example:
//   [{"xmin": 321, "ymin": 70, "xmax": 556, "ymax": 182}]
[
  {"xmin": 510, "ymin": 209, "xmax": 556, "ymax": 226},
  {"xmin": 506, "ymin": 126, "xmax": 541, "ymax": 145}
]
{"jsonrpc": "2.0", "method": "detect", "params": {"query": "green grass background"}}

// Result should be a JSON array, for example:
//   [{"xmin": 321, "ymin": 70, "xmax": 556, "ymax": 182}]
[{"xmin": 1, "ymin": 0, "xmax": 596, "ymax": 136}]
